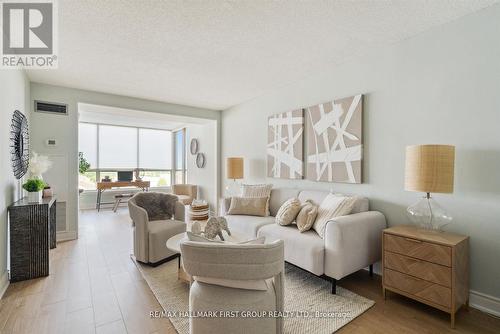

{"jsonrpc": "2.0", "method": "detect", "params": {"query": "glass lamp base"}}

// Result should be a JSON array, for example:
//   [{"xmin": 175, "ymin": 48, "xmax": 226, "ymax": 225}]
[
  {"xmin": 225, "ymin": 180, "xmax": 241, "ymax": 197},
  {"xmin": 407, "ymin": 195, "xmax": 453, "ymax": 231}
]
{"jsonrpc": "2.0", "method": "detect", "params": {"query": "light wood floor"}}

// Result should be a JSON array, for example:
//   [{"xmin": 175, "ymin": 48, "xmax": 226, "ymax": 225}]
[
  {"xmin": 1, "ymin": 209, "xmax": 499, "ymax": 334},
  {"xmin": 0, "ymin": 209, "xmax": 176, "ymax": 334}
]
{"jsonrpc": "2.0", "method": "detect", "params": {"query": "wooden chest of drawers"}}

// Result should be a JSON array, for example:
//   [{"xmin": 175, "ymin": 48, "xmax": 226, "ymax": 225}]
[{"xmin": 382, "ymin": 225, "xmax": 469, "ymax": 328}]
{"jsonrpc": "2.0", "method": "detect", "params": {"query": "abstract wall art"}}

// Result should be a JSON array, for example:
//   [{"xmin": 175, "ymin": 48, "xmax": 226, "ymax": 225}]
[
  {"xmin": 267, "ymin": 109, "xmax": 304, "ymax": 179},
  {"xmin": 306, "ymin": 94, "xmax": 363, "ymax": 183}
]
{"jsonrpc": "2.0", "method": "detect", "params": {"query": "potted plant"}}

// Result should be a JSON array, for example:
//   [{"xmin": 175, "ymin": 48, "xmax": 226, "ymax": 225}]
[
  {"xmin": 23, "ymin": 179, "xmax": 47, "ymax": 203},
  {"xmin": 79, "ymin": 152, "xmax": 90, "ymax": 174}
]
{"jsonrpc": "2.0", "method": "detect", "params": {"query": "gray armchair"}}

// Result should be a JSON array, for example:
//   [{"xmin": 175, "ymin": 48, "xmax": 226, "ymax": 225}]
[
  {"xmin": 180, "ymin": 239, "xmax": 285, "ymax": 334},
  {"xmin": 128, "ymin": 192, "xmax": 186, "ymax": 265}
]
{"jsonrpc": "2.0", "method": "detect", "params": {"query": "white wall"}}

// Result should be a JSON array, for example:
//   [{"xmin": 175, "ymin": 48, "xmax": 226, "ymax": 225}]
[
  {"xmin": 0, "ymin": 70, "xmax": 30, "ymax": 296},
  {"xmin": 222, "ymin": 5, "xmax": 500, "ymax": 300},
  {"xmin": 186, "ymin": 121, "xmax": 218, "ymax": 211},
  {"xmin": 30, "ymin": 83, "xmax": 220, "ymax": 239}
]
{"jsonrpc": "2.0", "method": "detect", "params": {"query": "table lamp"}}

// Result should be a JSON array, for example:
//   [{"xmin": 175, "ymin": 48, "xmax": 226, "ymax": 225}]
[
  {"xmin": 404, "ymin": 145, "xmax": 455, "ymax": 231},
  {"xmin": 226, "ymin": 157, "xmax": 244, "ymax": 196}
]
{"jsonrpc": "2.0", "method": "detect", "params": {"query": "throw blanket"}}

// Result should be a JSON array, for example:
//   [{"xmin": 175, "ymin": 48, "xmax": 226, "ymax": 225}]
[{"xmin": 133, "ymin": 192, "xmax": 178, "ymax": 221}]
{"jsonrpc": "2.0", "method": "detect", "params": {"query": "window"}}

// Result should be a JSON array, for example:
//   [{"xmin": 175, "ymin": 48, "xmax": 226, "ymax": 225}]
[
  {"xmin": 174, "ymin": 128, "xmax": 186, "ymax": 184},
  {"xmin": 99, "ymin": 125, "xmax": 137, "ymax": 169},
  {"xmin": 78, "ymin": 123, "xmax": 97, "ymax": 168},
  {"xmin": 142, "ymin": 170, "xmax": 172, "ymax": 188},
  {"xmin": 139, "ymin": 129, "xmax": 172, "ymax": 169},
  {"xmin": 79, "ymin": 171, "xmax": 97, "ymax": 190},
  {"xmin": 78, "ymin": 122, "xmax": 185, "ymax": 191}
]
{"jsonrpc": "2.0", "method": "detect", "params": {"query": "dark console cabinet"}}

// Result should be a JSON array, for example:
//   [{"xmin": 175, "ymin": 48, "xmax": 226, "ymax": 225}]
[{"xmin": 8, "ymin": 196, "xmax": 57, "ymax": 282}]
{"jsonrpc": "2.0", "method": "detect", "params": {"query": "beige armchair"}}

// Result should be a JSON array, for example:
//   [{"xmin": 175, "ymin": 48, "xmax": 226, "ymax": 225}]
[
  {"xmin": 171, "ymin": 184, "xmax": 197, "ymax": 205},
  {"xmin": 180, "ymin": 240, "xmax": 285, "ymax": 334},
  {"xmin": 128, "ymin": 192, "xmax": 186, "ymax": 266}
]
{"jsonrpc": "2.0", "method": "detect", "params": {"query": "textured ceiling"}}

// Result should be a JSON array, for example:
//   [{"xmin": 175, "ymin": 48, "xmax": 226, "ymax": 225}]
[{"xmin": 27, "ymin": 0, "xmax": 497, "ymax": 110}]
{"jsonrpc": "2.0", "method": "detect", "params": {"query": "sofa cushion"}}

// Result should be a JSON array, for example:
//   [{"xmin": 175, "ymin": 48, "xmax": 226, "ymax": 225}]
[
  {"xmin": 275, "ymin": 198, "xmax": 301, "ymax": 226},
  {"xmin": 147, "ymin": 219, "xmax": 186, "ymax": 263},
  {"xmin": 348, "ymin": 196, "xmax": 369, "ymax": 213},
  {"xmin": 257, "ymin": 224, "xmax": 324, "ymax": 276},
  {"xmin": 269, "ymin": 188, "xmax": 300, "ymax": 216},
  {"xmin": 225, "ymin": 215, "xmax": 275, "ymax": 239},
  {"xmin": 297, "ymin": 190, "xmax": 328, "ymax": 206}
]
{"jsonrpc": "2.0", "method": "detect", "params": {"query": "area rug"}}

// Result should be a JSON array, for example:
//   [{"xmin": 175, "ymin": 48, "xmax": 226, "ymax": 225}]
[{"xmin": 134, "ymin": 258, "xmax": 374, "ymax": 334}]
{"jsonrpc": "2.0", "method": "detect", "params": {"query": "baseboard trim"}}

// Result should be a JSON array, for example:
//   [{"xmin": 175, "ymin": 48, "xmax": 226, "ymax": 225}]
[
  {"xmin": 469, "ymin": 290, "xmax": 500, "ymax": 318},
  {"xmin": 0, "ymin": 271, "xmax": 9, "ymax": 299},
  {"xmin": 57, "ymin": 230, "xmax": 77, "ymax": 242}
]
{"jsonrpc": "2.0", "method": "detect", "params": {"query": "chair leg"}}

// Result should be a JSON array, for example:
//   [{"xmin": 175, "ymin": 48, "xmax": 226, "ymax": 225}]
[
  {"xmin": 113, "ymin": 199, "xmax": 121, "ymax": 212},
  {"xmin": 331, "ymin": 277, "xmax": 337, "ymax": 294},
  {"xmin": 369, "ymin": 264, "xmax": 374, "ymax": 277}
]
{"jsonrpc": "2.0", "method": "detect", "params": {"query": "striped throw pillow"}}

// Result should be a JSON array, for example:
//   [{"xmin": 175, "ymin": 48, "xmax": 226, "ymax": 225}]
[
  {"xmin": 312, "ymin": 194, "xmax": 356, "ymax": 238},
  {"xmin": 241, "ymin": 184, "xmax": 273, "ymax": 216}
]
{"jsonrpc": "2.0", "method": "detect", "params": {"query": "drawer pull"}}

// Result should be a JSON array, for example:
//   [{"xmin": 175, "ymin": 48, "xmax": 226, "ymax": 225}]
[{"xmin": 404, "ymin": 238, "xmax": 422, "ymax": 243}]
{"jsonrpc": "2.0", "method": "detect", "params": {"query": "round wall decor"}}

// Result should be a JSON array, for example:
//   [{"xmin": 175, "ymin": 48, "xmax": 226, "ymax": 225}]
[
  {"xmin": 10, "ymin": 110, "xmax": 30, "ymax": 179},
  {"xmin": 190, "ymin": 138, "xmax": 199, "ymax": 155},
  {"xmin": 196, "ymin": 153, "xmax": 206, "ymax": 168}
]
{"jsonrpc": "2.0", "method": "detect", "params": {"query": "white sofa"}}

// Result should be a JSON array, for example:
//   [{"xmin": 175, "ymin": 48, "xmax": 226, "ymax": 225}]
[{"xmin": 222, "ymin": 188, "xmax": 387, "ymax": 293}]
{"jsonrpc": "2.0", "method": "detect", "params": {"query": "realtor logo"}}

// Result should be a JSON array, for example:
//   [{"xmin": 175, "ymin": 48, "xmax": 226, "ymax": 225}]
[{"xmin": 1, "ymin": 0, "xmax": 58, "ymax": 68}]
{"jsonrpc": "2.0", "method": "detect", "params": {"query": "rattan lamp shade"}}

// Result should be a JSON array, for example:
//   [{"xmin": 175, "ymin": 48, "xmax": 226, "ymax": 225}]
[
  {"xmin": 227, "ymin": 157, "xmax": 244, "ymax": 180},
  {"xmin": 405, "ymin": 145, "xmax": 455, "ymax": 193}
]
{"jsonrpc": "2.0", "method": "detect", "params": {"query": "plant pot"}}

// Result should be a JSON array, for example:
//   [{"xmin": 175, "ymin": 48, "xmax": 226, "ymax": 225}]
[{"xmin": 27, "ymin": 191, "xmax": 42, "ymax": 203}]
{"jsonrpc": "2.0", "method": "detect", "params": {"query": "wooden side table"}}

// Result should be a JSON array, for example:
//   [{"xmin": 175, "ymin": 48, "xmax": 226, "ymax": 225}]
[{"xmin": 382, "ymin": 225, "xmax": 469, "ymax": 328}]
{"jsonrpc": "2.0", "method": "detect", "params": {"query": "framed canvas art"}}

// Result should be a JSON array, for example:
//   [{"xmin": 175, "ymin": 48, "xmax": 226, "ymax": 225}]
[
  {"xmin": 306, "ymin": 94, "xmax": 363, "ymax": 183},
  {"xmin": 267, "ymin": 109, "xmax": 304, "ymax": 179}
]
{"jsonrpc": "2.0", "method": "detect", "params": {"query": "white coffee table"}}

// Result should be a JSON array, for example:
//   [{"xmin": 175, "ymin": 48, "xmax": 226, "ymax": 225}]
[{"xmin": 166, "ymin": 230, "xmax": 247, "ymax": 283}]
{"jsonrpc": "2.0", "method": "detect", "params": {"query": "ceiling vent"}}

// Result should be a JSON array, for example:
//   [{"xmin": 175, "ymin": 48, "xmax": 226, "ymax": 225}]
[{"xmin": 34, "ymin": 100, "xmax": 68, "ymax": 115}]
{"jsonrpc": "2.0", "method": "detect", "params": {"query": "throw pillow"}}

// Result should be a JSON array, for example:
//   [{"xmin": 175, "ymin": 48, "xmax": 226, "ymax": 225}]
[
  {"xmin": 275, "ymin": 198, "xmax": 301, "ymax": 226},
  {"xmin": 227, "ymin": 197, "xmax": 268, "ymax": 217},
  {"xmin": 333, "ymin": 193, "xmax": 367, "ymax": 213},
  {"xmin": 313, "ymin": 194, "xmax": 356, "ymax": 238},
  {"xmin": 296, "ymin": 200, "xmax": 319, "ymax": 232},
  {"xmin": 241, "ymin": 184, "xmax": 273, "ymax": 216}
]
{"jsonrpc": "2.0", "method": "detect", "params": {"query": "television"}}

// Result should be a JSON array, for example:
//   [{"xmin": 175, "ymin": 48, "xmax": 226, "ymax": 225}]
[{"xmin": 117, "ymin": 171, "xmax": 133, "ymax": 182}]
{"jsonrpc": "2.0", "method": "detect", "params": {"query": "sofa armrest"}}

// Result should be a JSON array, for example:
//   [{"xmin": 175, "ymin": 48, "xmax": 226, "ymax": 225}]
[
  {"xmin": 324, "ymin": 211, "xmax": 386, "ymax": 280},
  {"xmin": 219, "ymin": 197, "xmax": 232, "ymax": 216}
]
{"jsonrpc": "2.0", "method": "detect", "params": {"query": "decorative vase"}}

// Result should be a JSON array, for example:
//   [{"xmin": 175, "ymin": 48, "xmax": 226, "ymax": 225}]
[
  {"xmin": 27, "ymin": 191, "xmax": 42, "ymax": 203},
  {"xmin": 43, "ymin": 187, "xmax": 53, "ymax": 198}
]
